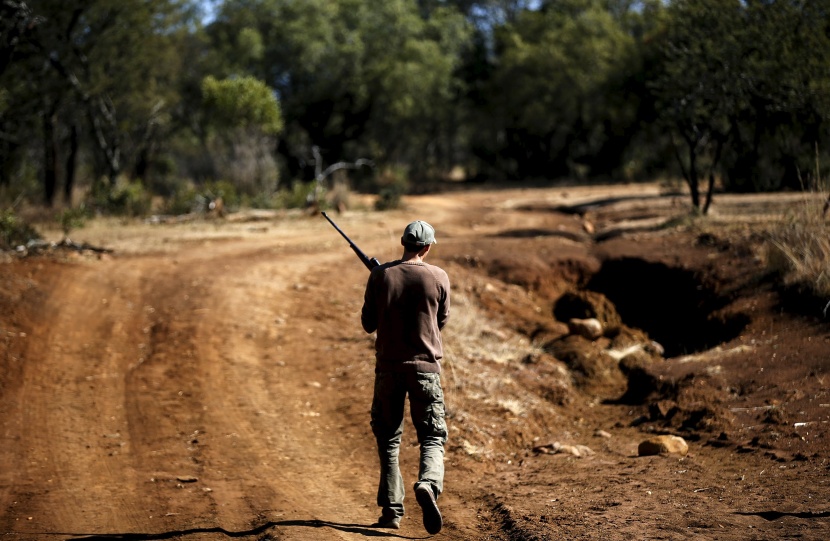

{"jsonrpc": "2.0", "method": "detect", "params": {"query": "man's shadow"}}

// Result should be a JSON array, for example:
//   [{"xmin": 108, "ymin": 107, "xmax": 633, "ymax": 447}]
[
  {"xmin": 58, "ymin": 518, "xmax": 430, "ymax": 540},
  {"xmin": 735, "ymin": 510, "xmax": 830, "ymax": 521}
]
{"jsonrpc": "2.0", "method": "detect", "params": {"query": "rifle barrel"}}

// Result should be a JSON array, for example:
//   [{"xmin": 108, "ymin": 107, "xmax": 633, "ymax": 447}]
[
  {"xmin": 321, "ymin": 212, "xmax": 351, "ymax": 243},
  {"xmin": 321, "ymin": 211, "xmax": 380, "ymax": 271}
]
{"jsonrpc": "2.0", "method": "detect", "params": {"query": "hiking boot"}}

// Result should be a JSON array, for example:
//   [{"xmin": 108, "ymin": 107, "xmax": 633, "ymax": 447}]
[
  {"xmin": 415, "ymin": 483, "xmax": 442, "ymax": 534},
  {"xmin": 374, "ymin": 513, "xmax": 401, "ymax": 529}
]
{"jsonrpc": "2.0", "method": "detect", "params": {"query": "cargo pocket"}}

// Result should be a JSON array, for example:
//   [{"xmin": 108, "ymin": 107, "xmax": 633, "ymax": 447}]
[{"xmin": 413, "ymin": 373, "xmax": 447, "ymax": 444}]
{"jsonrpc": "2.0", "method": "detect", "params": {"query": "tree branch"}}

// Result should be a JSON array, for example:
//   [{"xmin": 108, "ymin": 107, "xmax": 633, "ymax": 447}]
[{"xmin": 308, "ymin": 146, "xmax": 375, "ymax": 205}]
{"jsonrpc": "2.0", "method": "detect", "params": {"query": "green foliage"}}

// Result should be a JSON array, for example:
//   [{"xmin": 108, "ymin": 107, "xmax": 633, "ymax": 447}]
[
  {"xmin": 651, "ymin": 0, "xmax": 830, "ymax": 203},
  {"xmin": 375, "ymin": 184, "xmax": 406, "ymax": 211},
  {"xmin": 96, "ymin": 180, "xmax": 152, "ymax": 217},
  {"xmin": 237, "ymin": 27, "xmax": 265, "ymax": 65},
  {"xmin": 161, "ymin": 180, "xmax": 242, "ymax": 215},
  {"xmin": 274, "ymin": 181, "xmax": 316, "ymax": 209},
  {"xmin": 243, "ymin": 191, "xmax": 281, "ymax": 210},
  {"xmin": 722, "ymin": 0, "xmax": 830, "ymax": 192},
  {"xmin": 201, "ymin": 75, "xmax": 283, "ymax": 135},
  {"xmin": 0, "ymin": 208, "xmax": 40, "ymax": 250},
  {"xmin": 374, "ymin": 168, "xmax": 409, "ymax": 211},
  {"xmin": 0, "ymin": 160, "xmax": 40, "ymax": 206},
  {"xmin": 199, "ymin": 75, "xmax": 283, "ymax": 194},
  {"xmin": 0, "ymin": 0, "xmax": 198, "ymax": 203},
  {"xmin": 477, "ymin": 0, "xmax": 637, "ymax": 179},
  {"xmin": 203, "ymin": 180, "xmax": 240, "ymax": 210},
  {"xmin": 3, "ymin": 0, "xmax": 830, "ymax": 212},
  {"xmin": 212, "ymin": 0, "xmax": 471, "ymax": 179},
  {"xmin": 58, "ymin": 205, "xmax": 92, "ymax": 237},
  {"xmin": 164, "ymin": 184, "xmax": 200, "ymax": 216}
]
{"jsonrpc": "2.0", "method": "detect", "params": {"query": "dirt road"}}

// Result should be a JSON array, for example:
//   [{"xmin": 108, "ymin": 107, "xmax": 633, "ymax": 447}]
[{"xmin": 2, "ymin": 185, "xmax": 829, "ymax": 540}]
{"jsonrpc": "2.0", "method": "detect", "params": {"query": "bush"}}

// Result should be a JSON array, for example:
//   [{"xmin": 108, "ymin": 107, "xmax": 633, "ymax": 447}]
[
  {"xmin": 59, "ymin": 205, "xmax": 92, "ymax": 237},
  {"xmin": 96, "ymin": 179, "xmax": 152, "ymax": 217},
  {"xmin": 0, "ymin": 160, "xmax": 40, "ymax": 208},
  {"xmin": 203, "ymin": 180, "xmax": 240, "ymax": 210},
  {"xmin": 766, "ymin": 195, "xmax": 830, "ymax": 298},
  {"xmin": 375, "ymin": 182, "xmax": 406, "ymax": 211},
  {"xmin": 0, "ymin": 208, "xmax": 40, "ymax": 250},
  {"xmin": 164, "ymin": 185, "xmax": 200, "ymax": 215},
  {"xmin": 275, "ymin": 181, "xmax": 316, "ymax": 209},
  {"xmin": 243, "ymin": 191, "xmax": 280, "ymax": 209},
  {"xmin": 374, "ymin": 167, "xmax": 409, "ymax": 211}
]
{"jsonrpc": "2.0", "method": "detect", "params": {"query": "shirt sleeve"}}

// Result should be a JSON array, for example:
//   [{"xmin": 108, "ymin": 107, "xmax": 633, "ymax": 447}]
[
  {"xmin": 361, "ymin": 272, "xmax": 378, "ymax": 333},
  {"xmin": 437, "ymin": 270, "xmax": 450, "ymax": 330}
]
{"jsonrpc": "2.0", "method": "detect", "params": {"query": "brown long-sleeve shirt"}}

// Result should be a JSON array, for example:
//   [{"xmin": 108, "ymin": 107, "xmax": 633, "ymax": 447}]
[{"xmin": 361, "ymin": 260, "xmax": 451, "ymax": 373}]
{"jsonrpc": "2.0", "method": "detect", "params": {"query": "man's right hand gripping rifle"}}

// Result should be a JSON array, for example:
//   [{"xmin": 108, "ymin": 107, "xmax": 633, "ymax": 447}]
[{"xmin": 321, "ymin": 212, "xmax": 380, "ymax": 271}]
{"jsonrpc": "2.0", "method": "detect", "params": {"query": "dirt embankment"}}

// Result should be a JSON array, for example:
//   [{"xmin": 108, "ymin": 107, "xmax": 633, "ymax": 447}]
[{"xmin": 1, "ymin": 185, "xmax": 829, "ymax": 541}]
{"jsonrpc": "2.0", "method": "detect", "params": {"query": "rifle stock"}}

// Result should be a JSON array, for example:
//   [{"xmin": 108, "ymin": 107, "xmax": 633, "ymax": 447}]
[{"xmin": 321, "ymin": 212, "xmax": 380, "ymax": 271}]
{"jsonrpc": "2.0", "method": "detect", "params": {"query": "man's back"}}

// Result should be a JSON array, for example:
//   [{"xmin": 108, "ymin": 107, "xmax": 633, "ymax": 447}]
[{"xmin": 361, "ymin": 260, "xmax": 450, "ymax": 373}]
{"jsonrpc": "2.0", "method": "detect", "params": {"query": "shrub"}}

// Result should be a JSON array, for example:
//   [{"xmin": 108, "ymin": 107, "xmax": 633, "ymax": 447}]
[
  {"xmin": 375, "ymin": 182, "xmax": 406, "ymax": 211},
  {"xmin": 96, "ymin": 179, "xmax": 152, "ymax": 217},
  {"xmin": 374, "ymin": 167, "xmax": 409, "ymax": 211},
  {"xmin": 164, "ymin": 185, "xmax": 200, "ymax": 215},
  {"xmin": 275, "ymin": 181, "xmax": 316, "ymax": 209},
  {"xmin": 766, "ymin": 195, "xmax": 830, "ymax": 298},
  {"xmin": 203, "ymin": 180, "xmax": 240, "ymax": 211},
  {"xmin": 0, "ymin": 208, "xmax": 40, "ymax": 250},
  {"xmin": 59, "ymin": 205, "xmax": 92, "ymax": 237},
  {"xmin": 244, "ymin": 191, "xmax": 280, "ymax": 209}
]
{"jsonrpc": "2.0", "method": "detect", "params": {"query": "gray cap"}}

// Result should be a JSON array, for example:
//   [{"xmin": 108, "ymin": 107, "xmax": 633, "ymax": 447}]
[{"xmin": 401, "ymin": 220, "xmax": 437, "ymax": 246}]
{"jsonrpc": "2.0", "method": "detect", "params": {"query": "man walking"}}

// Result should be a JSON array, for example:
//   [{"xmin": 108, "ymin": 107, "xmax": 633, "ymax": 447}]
[{"xmin": 361, "ymin": 220, "xmax": 450, "ymax": 535}]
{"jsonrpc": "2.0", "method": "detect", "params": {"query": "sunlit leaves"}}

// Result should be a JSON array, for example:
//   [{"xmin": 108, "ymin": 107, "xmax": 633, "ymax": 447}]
[
  {"xmin": 484, "ymin": 0, "xmax": 635, "ymax": 177},
  {"xmin": 201, "ymin": 74, "xmax": 283, "ymax": 135}
]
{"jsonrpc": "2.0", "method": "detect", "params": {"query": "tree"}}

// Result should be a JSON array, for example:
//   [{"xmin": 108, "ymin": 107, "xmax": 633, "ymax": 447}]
[
  {"xmin": 0, "ymin": 0, "xmax": 195, "ymax": 205},
  {"xmin": 724, "ymin": 0, "xmax": 830, "ymax": 192},
  {"xmin": 0, "ymin": 0, "xmax": 40, "ymax": 77},
  {"xmin": 202, "ymin": 75, "xmax": 282, "ymax": 135},
  {"xmin": 208, "ymin": 0, "xmax": 470, "ymax": 185},
  {"xmin": 201, "ymin": 74, "xmax": 283, "ymax": 193},
  {"xmin": 476, "ymin": 0, "xmax": 635, "ymax": 179},
  {"xmin": 651, "ymin": 0, "xmax": 830, "ymax": 211},
  {"xmin": 0, "ymin": 1, "xmax": 43, "ymax": 194},
  {"xmin": 650, "ymin": 0, "xmax": 744, "ymax": 213}
]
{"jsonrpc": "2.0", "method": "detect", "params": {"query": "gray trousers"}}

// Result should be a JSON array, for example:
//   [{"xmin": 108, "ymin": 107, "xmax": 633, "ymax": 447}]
[{"xmin": 371, "ymin": 371, "xmax": 447, "ymax": 518}]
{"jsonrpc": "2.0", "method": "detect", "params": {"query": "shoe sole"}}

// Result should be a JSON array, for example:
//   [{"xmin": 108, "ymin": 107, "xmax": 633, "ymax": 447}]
[{"xmin": 415, "ymin": 485, "xmax": 442, "ymax": 535}]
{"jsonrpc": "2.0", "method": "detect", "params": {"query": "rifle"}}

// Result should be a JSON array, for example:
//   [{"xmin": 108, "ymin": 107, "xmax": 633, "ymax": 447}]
[{"xmin": 321, "ymin": 212, "xmax": 380, "ymax": 271}]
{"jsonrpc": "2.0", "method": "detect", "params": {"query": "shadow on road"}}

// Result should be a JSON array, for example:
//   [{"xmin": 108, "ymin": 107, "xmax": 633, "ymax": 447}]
[
  {"xmin": 735, "ymin": 510, "xmax": 830, "ymax": 521},
  {"xmin": 33, "ymin": 518, "xmax": 431, "ymax": 540}
]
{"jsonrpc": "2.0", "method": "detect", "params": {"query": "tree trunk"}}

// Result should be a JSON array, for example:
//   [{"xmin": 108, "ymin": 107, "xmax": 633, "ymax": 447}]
[
  {"xmin": 134, "ymin": 146, "xmax": 149, "ymax": 180},
  {"xmin": 64, "ymin": 123, "xmax": 78, "ymax": 204},
  {"xmin": 671, "ymin": 131, "xmax": 701, "ymax": 211},
  {"xmin": 703, "ymin": 171, "xmax": 715, "ymax": 215},
  {"xmin": 0, "ymin": 139, "xmax": 17, "ymax": 187},
  {"xmin": 86, "ymin": 95, "xmax": 121, "ymax": 194},
  {"xmin": 43, "ymin": 108, "xmax": 58, "ymax": 207},
  {"xmin": 688, "ymin": 146, "xmax": 700, "ymax": 210},
  {"xmin": 702, "ymin": 137, "xmax": 725, "ymax": 216}
]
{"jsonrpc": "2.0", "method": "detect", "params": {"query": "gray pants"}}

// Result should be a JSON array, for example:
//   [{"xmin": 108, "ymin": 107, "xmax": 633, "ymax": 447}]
[{"xmin": 371, "ymin": 371, "xmax": 447, "ymax": 519}]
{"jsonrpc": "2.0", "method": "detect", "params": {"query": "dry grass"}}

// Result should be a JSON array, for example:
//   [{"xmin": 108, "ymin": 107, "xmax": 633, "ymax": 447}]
[
  {"xmin": 440, "ymin": 287, "xmax": 570, "ymax": 457},
  {"xmin": 766, "ymin": 191, "xmax": 830, "ymax": 299}
]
